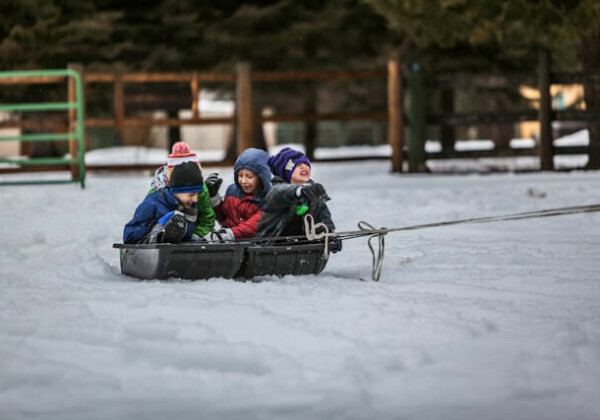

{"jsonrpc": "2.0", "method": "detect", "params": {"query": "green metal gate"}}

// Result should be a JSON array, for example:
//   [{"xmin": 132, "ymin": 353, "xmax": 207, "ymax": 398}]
[{"xmin": 0, "ymin": 69, "xmax": 85, "ymax": 188}]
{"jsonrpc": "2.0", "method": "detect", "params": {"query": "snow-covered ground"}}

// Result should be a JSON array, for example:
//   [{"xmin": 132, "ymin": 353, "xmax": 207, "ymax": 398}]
[
  {"xmin": 80, "ymin": 129, "xmax": 590, "ymax": 173},
  {"xmin": 1, "ymin": 157, "xmax": 600, "ymax": 419}
]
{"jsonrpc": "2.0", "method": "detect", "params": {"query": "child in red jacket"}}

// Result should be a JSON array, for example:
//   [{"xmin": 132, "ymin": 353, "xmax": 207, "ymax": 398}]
[{"xmin": 204, "ymin": 148, "xmax": 272, "ymax": 240}]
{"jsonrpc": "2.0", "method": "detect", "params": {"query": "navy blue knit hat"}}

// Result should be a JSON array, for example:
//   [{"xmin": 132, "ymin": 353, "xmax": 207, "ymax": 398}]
[
  {"xmin": 268, "ymin": 147, "xmax": 311, "ymax": 182},
  {"xmin": 170, "ymin": 161, "xmax": 204, "ymax": 194}
]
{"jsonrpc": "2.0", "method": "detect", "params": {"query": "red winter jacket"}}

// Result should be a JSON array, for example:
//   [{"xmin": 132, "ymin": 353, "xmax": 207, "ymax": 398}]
[
  {"xmin": 214, "ymin": 193, "xmax": 264, "ymax": 239},
  {"xmin": 214, "ymin": 148, "xmax": 272, "ymax": 239}
]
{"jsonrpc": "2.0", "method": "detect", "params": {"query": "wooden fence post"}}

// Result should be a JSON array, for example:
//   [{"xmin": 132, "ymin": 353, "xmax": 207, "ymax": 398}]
[
  {"xmin": 68, "ymin": 63, "xmax": 84, "ymax": 181},
  {"xmin": 440, "ymin": 87, "xmax": 455, "ymax": 155},
  {"xmin": 538, "ymin": 49, "xmax": 554, "ymax": 171},
  {"xmin": 191, "ymin": 71, "xmax": 200, "ymax": 120},
  {"xmin": 387, "ymin": 59, "xmax": 404, "ymax": 173},
  {"xmin": 405, "ymin": 64, "xmax": 427, "ymax": 172},
  {"xmin": 114, "ymin": 70, "xmax": 124, "ymax": 147},
  {"xmin": 236, "ymin": 62, "xmax": 253, "ymax": 156}
]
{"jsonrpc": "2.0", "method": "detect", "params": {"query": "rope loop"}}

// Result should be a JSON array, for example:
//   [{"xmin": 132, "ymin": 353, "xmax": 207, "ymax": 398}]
[
  {"xmin": 303, "ymin": 214, "xmax": 331, "ymax": 259},
  {"xmin": 358, "ymin": 221, "xmax": 387, "ymax": 281}
]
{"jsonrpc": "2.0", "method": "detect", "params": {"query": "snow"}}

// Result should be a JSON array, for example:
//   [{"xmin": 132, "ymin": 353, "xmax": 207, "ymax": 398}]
[
  {"xmin": 1, "ymin": 151, "xmax": 600, "ymax": 419},
  {"xmin": 81, "ymin": 129, "xmax": 591, "ymax": 174}
]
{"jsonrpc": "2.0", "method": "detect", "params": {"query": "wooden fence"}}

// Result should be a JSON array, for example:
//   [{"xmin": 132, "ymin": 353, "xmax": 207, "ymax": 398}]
[
  {"xmin": 0, "ymin": 56, "xmax": 597, "ymax": 176},
  {"xmin": 415, "ymin": 51, "xmax": 597, "ymax": 171}
]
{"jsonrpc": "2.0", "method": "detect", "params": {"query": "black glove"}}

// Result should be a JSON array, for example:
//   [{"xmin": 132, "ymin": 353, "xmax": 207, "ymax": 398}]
[
  {"xmin": 205, "ymin": 173, "xmax": 223, "ymax": 198},
  {"xmin": 300, "ymin": 182, "xmax": 329, "ymax": 203}
]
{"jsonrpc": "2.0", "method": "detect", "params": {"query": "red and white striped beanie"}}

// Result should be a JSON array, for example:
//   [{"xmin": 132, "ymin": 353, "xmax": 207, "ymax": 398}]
[{"xmin": 166, "ymin": 142, "xmax": 202, "ymax": 181}]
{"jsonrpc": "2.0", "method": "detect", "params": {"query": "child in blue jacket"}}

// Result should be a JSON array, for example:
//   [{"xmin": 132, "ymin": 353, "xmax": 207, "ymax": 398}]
[
  {"xmin": 149, "ymin": 141, "xmax": 215, "ymax": 239},
  {"xmin": 123, "ymin": 161, "xmax": 205, "ymax": 244}
]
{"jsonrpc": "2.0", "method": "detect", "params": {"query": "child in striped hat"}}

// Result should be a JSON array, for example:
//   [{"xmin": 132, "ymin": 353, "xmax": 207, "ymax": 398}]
[
  {"xmin": 147, "ymin": 142, "xmax": 215, "ymax": 240},
  {"xmin": 150, "ymin": 142, "xmax": 202, "ymax": 190},
  {"xmin": 124, "ymin": 160, "xmax": 206, "ymax": 244}
]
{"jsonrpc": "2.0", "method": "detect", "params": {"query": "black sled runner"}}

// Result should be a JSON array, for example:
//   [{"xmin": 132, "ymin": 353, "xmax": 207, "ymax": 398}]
[{"xmin": 113, "ymin": 240, "xmax": 333, "ymax": 280}]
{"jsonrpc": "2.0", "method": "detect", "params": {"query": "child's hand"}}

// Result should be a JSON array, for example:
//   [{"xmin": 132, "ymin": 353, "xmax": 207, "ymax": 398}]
[
  {"xmin": 207, "ymin": 228, "xmax": 235, "ymax": 242},
  {"xmin": 216, "ymin": 228, "xmax": 235, "ymax": 241},
  {"xmin": 205, "ymin": 173, "xmax": 223, "ymax": 198},
  {"xmin": 299, "ymin": 182, "xmax": 329, "ymax": 203}
]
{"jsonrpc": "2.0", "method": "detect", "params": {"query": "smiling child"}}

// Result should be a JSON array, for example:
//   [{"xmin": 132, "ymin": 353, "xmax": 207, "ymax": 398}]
[
  {"xmin": 255, "ymin": 147, "xmax": 336, "ymax": 243},
  {"xmin": 123, "ymin": 161, "xmax": 206, "ymax": 244},
  {"xmin": 204, "ymin": 148, "xmax": 272, "ymax": 240}
]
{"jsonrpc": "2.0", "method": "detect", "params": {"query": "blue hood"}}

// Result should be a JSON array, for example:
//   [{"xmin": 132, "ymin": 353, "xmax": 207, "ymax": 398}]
[{"xmin": 233, "ymin": 148, "xmax": 272, "ymax": 194}]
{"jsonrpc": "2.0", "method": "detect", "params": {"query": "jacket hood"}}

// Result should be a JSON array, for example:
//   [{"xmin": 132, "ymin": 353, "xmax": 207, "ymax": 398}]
[{"xmin": 233, "ymin": 148, "xmax": 272, "ymax": 194}]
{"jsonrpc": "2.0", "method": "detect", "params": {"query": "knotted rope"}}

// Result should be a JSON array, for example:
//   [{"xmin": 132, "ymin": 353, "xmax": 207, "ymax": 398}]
[
  {"xmin": 357, "ymin": 221, "xmax": 387, "ymax": 282},
  {"xmin": 303, "ymin": 216, "xmax": 388, "ymax": 280},
  {"xmin": 303, "ymin": 214, "xmax": 331, "ymax": 258}
]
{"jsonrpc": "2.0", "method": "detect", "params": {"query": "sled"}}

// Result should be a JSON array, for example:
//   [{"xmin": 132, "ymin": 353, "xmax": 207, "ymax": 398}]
[
  {"xmin": 112, "ymin": 240, "xmax": 332, "ymax": 280},
  {"xmin": 238, "ymin": 242, "xmax": 329, "ymax": 278}
]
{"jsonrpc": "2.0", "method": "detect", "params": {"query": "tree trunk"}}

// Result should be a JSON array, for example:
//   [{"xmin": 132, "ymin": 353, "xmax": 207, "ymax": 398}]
[{"xmin": 581, "ymin": 26, "xmax": 600, "ymax": 169}]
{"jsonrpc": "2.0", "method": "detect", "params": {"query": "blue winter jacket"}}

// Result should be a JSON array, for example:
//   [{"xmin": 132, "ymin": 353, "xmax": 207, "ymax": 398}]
[{"xmin": 123, "ymin": 187, "xmax": 196, "ymax": 244}]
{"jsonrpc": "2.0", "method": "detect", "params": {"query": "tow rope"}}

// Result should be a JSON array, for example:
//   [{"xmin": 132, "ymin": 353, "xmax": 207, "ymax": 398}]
[{"xmin": 304, "ymin": 203, "xmax": 600, "ymax": 281}]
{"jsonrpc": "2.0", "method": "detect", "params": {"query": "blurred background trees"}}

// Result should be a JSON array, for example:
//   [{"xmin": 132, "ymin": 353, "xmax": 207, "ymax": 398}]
[
  {"xmin": 1, "ymin": 0, "xmax": 599, "ymax": 167},
  {"xmin": 0, "ymin": 0, "xmax": 396, "ymax": 72},
  {"xmin": 365, "ymin": 0, "xmax": 600, "ymax": 168}
]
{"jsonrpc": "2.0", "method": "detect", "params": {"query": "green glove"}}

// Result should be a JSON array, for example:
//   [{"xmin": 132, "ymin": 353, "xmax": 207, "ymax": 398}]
[{"xmin": 296, "ymin": 204, "xmax": 309, "ymax": 215}]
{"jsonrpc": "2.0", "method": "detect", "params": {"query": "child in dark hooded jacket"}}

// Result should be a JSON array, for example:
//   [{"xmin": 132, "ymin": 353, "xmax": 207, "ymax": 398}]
[
  {"xmin": 255, "ymin": 148, "xmax": 338, "ymax": 251},
  {"xmin": 204, "ymin": 148, "xmax": 272, "ymax": 240}
]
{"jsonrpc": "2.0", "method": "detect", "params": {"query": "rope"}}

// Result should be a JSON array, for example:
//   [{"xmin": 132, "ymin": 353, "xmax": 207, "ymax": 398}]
[
  {"xmin": 212, "ymin": 203, "xmax": 600, "ymax": 281},
  {"xmin": 328, "ymin": 203, "xmax": 600, "ymax": 239},
  {"xmin": 303, "ymin": 214, "xmax": 331, "ymax": 258},
  {"xmin": 302, "ymin": 203, "xmax": 600, "ymax": 281},
  {"xmin": 357, "ymin": 221, "xmax": 386, "ymax": 281}
]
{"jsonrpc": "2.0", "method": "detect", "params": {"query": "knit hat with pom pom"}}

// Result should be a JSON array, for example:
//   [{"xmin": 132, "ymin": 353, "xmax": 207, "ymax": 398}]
[
  {"xmin": 166, "ymin": 142, "xmax": 202, "ymax": 181},
  {"xmin": 267, "ymin": 147, "xmax": 311, "ymax": 182}
]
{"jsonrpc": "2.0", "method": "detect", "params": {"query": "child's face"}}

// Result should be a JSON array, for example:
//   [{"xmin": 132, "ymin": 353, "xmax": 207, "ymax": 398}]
[
  {"xmin": 237, "ymin": 169, "xmax": 261, "ymax": 195},
  {"xmin": 290, "ymin": 163, "xmax": 311, "ymax": 184},
  {"xmin": 174, "ymin": 192, "xmax": 198, "ymax": 209}
]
